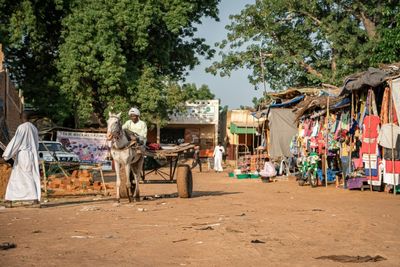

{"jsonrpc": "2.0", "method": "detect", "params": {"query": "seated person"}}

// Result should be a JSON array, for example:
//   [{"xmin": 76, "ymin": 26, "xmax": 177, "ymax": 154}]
[
  {"xmin": 122, "ymin": 107, "xmax": 147, "ymax": 145},
  {"xmin": 260, "ymin": 158, "xmax": 277, "ymax": 178}
]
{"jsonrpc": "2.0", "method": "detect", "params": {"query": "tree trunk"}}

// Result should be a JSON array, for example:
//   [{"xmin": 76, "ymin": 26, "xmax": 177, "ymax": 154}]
[
  {"xmin": 360, "ymin": 11, "xmax": 377, "ymax": 39},
  {"xmin": 300, "ymin": 61, "xmax": 323, "ymax": 78},
  {"xmin": 331, "ymin": 48, "xmax": 337, "ymax": 82}
]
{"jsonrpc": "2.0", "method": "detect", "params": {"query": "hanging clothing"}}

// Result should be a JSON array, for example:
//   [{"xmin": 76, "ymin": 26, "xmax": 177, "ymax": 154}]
[
  {"xmin": 351, "ymin": 138, "xmax": 362, "ymax": 158},
  {"xmin": 213, "ymin": 145, "xmax": 225, "ymax": 172},
  {"xmin": 380, "ymin": 87, "xmax": 390, "ymax": 124},
  {"xmin": 348, "ymin": 119, "xmax": 359, "ymax": 135},
  {"xmin": 360, "ymin": 115, "xmax": 380, "ymax": 155},
  {"xmin": 385, "ymin": 160, "xmax": 400, "ymax": 174},
  {"xmin": 317, "ymin": 132, "xmax": 325, "ymax": 155},
  {"xmin": 311, "ymin": 120, "xmax": 319, "ymax": 137},
  {"xmin": 2, "ymin": 122, "xmax": 40, "ymax": 201},
  {"xmin": 378, "ymin": 123, "xmax": 400, "ymax": 149},
  {"xmin": 369, "ymin": 90, "xmax": 378, "ymax": 116},
  {"xmin": 362, "ymin": 115, "xmax": 380, "ymax": 138},
  {"xmin": 341, "ymin": 112, "xmax": 350, "ymax": 131},
  {"xmin": 391, "ymin": 78, "xmax": 400, "ymax": 123},
  {"xmin": 289, "ymin": 136, "xmax": 299, "ymax": 155},
  {"xmin": 359, "ymin": 92, "xmax": 367, "ymax": 126}
]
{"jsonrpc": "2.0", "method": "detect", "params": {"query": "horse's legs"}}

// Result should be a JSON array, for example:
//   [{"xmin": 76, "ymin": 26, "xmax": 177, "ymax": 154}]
[
  {"xmin": 115, "ymin": 161, "xmax": 121, "ymax": 203},
  {"xmin": 124, "ymin": 164, "xmax": 132, "ymax": 203},
  {"xmin": 132, "ymin": 159, "xmax": 143, "ymax": 202}
]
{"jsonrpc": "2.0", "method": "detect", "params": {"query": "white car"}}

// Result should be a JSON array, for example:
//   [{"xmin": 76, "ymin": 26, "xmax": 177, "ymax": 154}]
[{"xmin": 38, "ymin": 141, "xmax": 80, "ymax": 163}]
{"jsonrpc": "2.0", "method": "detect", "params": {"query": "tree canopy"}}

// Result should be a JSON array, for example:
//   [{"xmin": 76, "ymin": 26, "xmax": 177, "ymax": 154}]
[
  {"xmin": 0, "ymin": 0, "xmax": 220, "ymax": 127},
  {"xmin": 207, "ymin": 0, "xmax": 400, "ymax": 91}
]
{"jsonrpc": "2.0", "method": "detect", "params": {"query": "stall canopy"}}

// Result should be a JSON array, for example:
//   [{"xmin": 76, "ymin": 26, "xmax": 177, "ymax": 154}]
[
  {"xmin": 340, "ymin": 64, "xmax": 400, "ymax": 96},
  {"xmin": 268, "ymin": 109, "xmax": 297, "ymax": 158}
]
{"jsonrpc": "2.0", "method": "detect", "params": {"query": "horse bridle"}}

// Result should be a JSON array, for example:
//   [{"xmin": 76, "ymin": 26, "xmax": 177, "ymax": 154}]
[{"xmin": 107, "ymin": 115, "xmax": 123, "ymax": 142}]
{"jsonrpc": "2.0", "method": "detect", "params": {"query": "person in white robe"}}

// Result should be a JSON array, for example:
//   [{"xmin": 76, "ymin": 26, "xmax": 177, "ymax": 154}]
[
  {"xmin": 2, "ymin": 113, "xmax": 40, "ymax": 204},
  {"xmin": 259, "ymin": 158, "xmax": 277, "ymax": 178},
  {"xmin": 213, "ymin": 142, "xmax": 225, "ymax": 172}
]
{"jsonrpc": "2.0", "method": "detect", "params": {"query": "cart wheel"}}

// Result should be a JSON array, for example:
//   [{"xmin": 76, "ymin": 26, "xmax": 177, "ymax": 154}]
[{"xmin": 176, "ymin": 164, "xmax": 193, "ymax": 198}]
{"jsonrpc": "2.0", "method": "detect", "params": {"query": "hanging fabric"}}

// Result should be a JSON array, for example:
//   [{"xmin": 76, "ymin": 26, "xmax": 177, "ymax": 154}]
[
  {"xmin": 392, "ymin": 78, "xmax": 400, "ymax": 122},
  {"xmin": 359, "ymin": 92, "xmax": 367, "ymax": 127},
  {"xmin": 341, "ymin": 112, "xmax": 350, "ymax": 130},
  {"xmin": 380, "ymin": 87, "xmax": 390, "ymax": 124},
  {"xmin": 360, "ymin": 115, "xmax": 380, "ymax": 155},
  {"xmin": 311, "ymin": 120, "xmax": 319, "ymax": 137},
  {"xmin": 369, "ymin": 90, "xmax": 378, "ymax": 116}
]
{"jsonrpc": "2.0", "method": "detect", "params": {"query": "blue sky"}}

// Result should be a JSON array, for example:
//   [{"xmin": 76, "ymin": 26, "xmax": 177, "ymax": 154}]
[{"xmin": 186, "ymin": 0, "xmax": 261, "ymax": 109}]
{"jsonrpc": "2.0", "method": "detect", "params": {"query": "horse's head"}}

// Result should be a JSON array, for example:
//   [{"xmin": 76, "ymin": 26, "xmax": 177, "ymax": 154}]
[{"xmin": 107, "ymin": 112, "xmax": 122, "ymax": 141}]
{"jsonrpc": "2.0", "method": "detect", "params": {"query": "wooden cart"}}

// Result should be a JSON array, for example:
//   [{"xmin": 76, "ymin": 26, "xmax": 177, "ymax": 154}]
[{"xmin": 140, "ymin": 144, "xmax": 195, "ymax": 198}]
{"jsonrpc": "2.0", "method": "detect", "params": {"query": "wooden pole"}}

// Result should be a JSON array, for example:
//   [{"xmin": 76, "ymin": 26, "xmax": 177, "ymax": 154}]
[
  {"xmin": 245, "ymin": 112, "xmax": 248, "ymax": 151},
  {"xmin": 325, "ymin": 96, "xmax": 329, "ymax": 187},
  {"xmin": 156, "ymin": 122, "xmax": 160, "ymax": 144},
  {"xmin": 41, "ymin": 161, "xmax": 48, "ymax": 199},
  {"xmin": 99, "ymin": 166, "xmax": 107, "ymax": 196},
  {"xmin": 346, "ymin": 92, "xmax": 355, "ymax": 189},
  {"xmin": 367, "ymin": 90, "xmax": 373, "ymax": 191},
  {"xmin": 389, "ymin": 80, "xmax": 396, "ymax": 195}
]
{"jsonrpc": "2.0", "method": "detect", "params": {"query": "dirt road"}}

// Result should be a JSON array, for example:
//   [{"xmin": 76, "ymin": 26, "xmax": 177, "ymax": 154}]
[{"xmin": 1, "ymin": 169, "xmax": 399, "ymax": 266}]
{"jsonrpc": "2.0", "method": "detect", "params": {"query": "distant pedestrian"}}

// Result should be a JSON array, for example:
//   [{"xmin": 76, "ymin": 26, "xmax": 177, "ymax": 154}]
[
  {"xmin": 213, "ymin": 142, "xmax": 225, "ymax": 172},
  {"xmin": 260, "ymin": 158, "xmax": 276, "ymax": 178},
  {"xmin": 2, "ymin": 112, "xmax": 40, "ymax": 207},
  {"xmin": 191, "ymin": 145, "xmax": 202, "ymax": 172}
]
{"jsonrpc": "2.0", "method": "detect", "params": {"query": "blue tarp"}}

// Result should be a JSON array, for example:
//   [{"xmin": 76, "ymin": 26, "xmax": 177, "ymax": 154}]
[
  {"xmin": 331, "ymin": 97, "xmax": 350, "ymax": 109},
  {"xmin": 269, "ymin": 95, "xmax": 305, "ymax": 108},
  {"xmin": 251, "ymin": 95, "xmax": 305, "ymax": 119}
]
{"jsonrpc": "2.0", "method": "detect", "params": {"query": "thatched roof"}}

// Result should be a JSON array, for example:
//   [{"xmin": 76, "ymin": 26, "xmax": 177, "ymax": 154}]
[
  {"xmin": 293, "ymin": 95, "xmax": 348, "ymax": 121},
  {"xmin": 267, "ymin": 84, "xmax": 341, "ymax": 100}
]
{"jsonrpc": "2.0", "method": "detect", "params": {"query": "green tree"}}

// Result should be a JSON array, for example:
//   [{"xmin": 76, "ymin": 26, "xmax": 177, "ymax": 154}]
[
  {"xmin": 0, "ymin": 0, "xmax": 72, "ymax": 123},
  {"xmin": 372, "ymin": 5, "xmax": 400, "ymax": 63},
  {"xmin": 0, "ymin": 0, "xmax": 220, "ymax": 127},
  {"xmin": 207, "ymin": 0, "xmax": 400, "ymax": 91},
  {"xmin": 182, "ymin": 83, "xmax": 215, "ymax": 101}
]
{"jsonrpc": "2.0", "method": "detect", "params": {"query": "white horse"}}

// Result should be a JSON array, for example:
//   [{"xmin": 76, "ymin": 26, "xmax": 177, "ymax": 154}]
[{"xmin": 106, "ymin": 112, "xmax": 144, "ymax": 202}]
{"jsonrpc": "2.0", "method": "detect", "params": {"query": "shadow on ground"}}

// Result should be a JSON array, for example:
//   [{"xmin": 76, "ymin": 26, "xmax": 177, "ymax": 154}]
[
  {"xmin": 191, "ymin": 191, "xmax": 242, "ymax": 198},
  {"xmin": 40, "ymin": 197, "xmax": 115, "ymax": 208},
  {"xmin": 37, "ymin": 190, "xmax": 241, "ymax": 208}
]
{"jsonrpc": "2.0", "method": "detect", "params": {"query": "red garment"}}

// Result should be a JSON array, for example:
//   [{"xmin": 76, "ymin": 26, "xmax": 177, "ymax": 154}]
[
  {"xmin": 362, "ymin": 115, "xmax": 380, "ymax": 138},
  {"xmin": 360, "ymin": 139, "xmax": 378, "ymax": 155},
  {"xmin": 310, "ymin": 137, "xmax": 318, "ymax": 149},
  {"xmin": 353, "ymin": 157, "xmax": 363, "ymax": 169},
  {"xmin": 360, "ymin": 115, "xmax": 380, "ymax": 155},
  {"xmin": 385, "ymin": 160, "xmax": 400, "ymax": 174},
  {"xmin": 317, "ymin": 132, "xmax": 325, "ymax": 154}
]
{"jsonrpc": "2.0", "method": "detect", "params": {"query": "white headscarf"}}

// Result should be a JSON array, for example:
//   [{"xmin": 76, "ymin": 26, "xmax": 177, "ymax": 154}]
[{"xmin": 128, "ymin": 107, "xmax": 140, "ymax": 116}]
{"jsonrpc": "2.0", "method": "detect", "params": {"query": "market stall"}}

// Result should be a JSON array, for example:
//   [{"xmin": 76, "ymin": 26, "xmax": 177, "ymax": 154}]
[{"xmin": 291, "ymin": 64, "xmax": 400, "ymax": 193}]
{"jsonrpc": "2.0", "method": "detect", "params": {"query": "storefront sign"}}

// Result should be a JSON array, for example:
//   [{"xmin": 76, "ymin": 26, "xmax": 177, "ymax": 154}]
[
  {"xmin": 57, "ymin": 131, "xmax": 112, "ymax": 170},
  {"xmin": 169, "ymin": 100, "xmax": 219, "ymax": 124}
]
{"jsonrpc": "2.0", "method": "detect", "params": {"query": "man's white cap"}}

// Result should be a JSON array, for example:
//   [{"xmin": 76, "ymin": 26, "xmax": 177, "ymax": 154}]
[{"xmin": 128, "ymin": 107, "xmax": 140, "ymax": 116}]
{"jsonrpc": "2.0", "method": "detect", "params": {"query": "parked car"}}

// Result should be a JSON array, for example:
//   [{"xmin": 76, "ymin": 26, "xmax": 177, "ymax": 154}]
[{"xmin": 38, "ymin": 141, "xmax": 80, "ymax": 163}]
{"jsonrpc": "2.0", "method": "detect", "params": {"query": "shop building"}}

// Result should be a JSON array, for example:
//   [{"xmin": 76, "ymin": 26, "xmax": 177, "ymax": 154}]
[{"xmin": 147, "ymin": 100, "xmax": 219, "ymax": 157}]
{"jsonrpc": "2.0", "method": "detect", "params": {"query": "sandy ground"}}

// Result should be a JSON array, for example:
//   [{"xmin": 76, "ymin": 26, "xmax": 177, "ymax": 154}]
[{"xmin": 1, "ymin": 168, "xmax": 400, "ymax": 267}]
